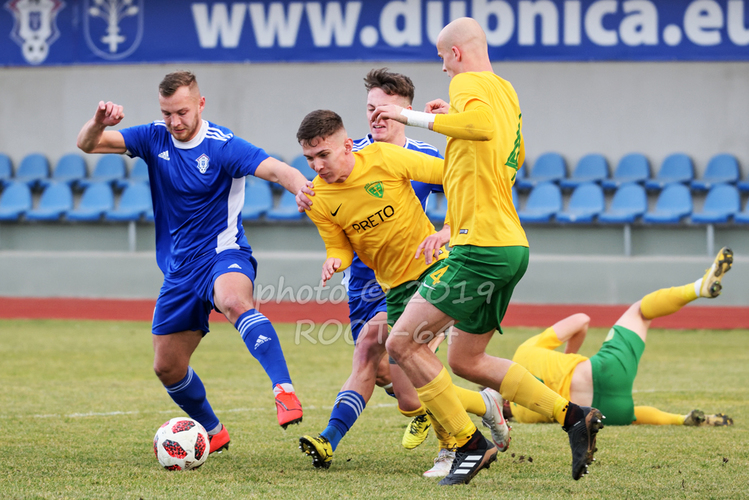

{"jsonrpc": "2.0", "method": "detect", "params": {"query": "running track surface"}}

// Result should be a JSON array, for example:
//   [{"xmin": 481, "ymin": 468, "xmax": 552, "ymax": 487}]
[{"xmin": 1, "ymin": 297, "xmax": 747, "ymax": 329}]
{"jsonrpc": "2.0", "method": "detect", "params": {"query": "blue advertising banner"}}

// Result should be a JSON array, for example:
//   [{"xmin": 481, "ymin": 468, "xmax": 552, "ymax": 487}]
[{"xmin": 1, "ymin": 0, "xmax": 748, "ymax": 66}]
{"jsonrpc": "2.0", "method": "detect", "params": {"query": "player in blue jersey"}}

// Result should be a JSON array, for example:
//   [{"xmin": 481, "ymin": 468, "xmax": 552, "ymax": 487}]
[
  {"xmin": 76, "ymin": 71, "xmax": 305, "ymax": 454},
  {"xmin": 296, "ymin": 69, "xmax": 509, "ymax": 477}
]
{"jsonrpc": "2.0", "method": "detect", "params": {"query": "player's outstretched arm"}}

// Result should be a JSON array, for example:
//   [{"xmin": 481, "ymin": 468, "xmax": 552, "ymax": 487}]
[
  {"xmin": 77, "ymin": 101, "xmax": 127, "ymax": 154},
  {"xmin": 255, "ymin": 157, "xmax": 307, "ymax": 195},
  {"xmin": 549, "ymin": 313, "xmax": 590, "ymax": 354}
]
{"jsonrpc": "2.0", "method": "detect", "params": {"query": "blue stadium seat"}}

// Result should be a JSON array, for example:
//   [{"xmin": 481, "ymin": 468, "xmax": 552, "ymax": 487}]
[
  {"xmin": 25, "ymin": 182, "xmax": 73, "ymax": 221},
  {"xmin": 560, "ymin": 154, "xmax": 609, "ymax": 190},
  {"xmin": 738, "ymin": 179, "xmax": 749, "ymax": 193},
  {"xmin": 642, "ymin": 183, "xmax": 692, "ymax": 224},
  {"xmin": 117, "ymin": 158, "xmax": 149, "ymax": 189},
  {"xmin": 0, "ymin": 181, "xmax": 32, "ymax": 221},
  {"xmin": 517, "ymin": 182, "xmax": 561, "ymax": 223},
  {"xmin": 556, "ymin": 182, "xmax": 604, "ymax": 223},
  {"xmin": 691, "ymin": 184, "xmax": 740, "ymax": 224},
  {"xmin": 426, "ymin": 193, "xmax": 447, "ymax": 221},
  {"xmin": 602, "ymin": 153, "xmax": 650, "ymax": 191},
  {"xmin": 42, "ymin": 153, "xmax": 87, "ymax": 189},
  {"xmin": 105, "ymin": 183, "xmax": 152, "ymax": 221},
  {"xmin": 598, "ymin": 183, "xmax": 647, "ymax": 224},
  {"xmin": 67, "ymin": 182, "xmax": 114, "ymax": 221},
  {"xmin": 515, "ymin": 153, "xmax": 566, "ymax": 192},
  {"xmin": 645, "ymin": 153, "xmax": 694, "ymax": 191},
  {"xmin": 0, "ymin": 153, "xmax": 12, "ymax": 188},
  {"xmin": 691, "ymin": 154, "xmax": 740, "ymax": 191},
  {"xmin": 144, "ymin": 207, "xmax": 154, "ymax": 223},
  {"xmin": 266, "ymin": 189, "xmax": 303, "ymax": 221},
  {"xmin": 513, "ymin": 164, "xmax": 525, "ymax": 184},
  {"xmin": 290, "ymin": 154, "xmax": 317, "ymax": 181},
  {"xmin": 735, "ymin": 199, "xmax": 749, "ymax": 224},
  {"xmin": 242, "ymin": 176, "xmax": 273, "ymax": 221},
  {"xmin": 79, "ymin": 154, "xmax": 126, "ymax": 188},
  {"xmin": 15, "ymin": 153, "xmax": 50, "ymax": 189}
]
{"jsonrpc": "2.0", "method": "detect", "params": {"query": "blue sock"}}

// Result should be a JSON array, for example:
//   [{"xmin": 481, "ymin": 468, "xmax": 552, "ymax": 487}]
[
  {"xmin": 164, "ymin": 367, "xmax": 219, "ymax": 432},
  {"xmin": 235, "ymin": 309, "xmax": 292, "ymax": 387},
  {"xmin": 320, "ymin": 391, "xmax": 366, "ymax": 451}
]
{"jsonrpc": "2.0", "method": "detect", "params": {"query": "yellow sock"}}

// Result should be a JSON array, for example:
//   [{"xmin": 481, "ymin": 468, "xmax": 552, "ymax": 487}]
[
  {"xmin": 427, "ymin": 413, "xmax": 458, "ymax": 450},
  {"xmin": 453, "ymin": 385, "xmax": 487, "ymax": 416},
  {"xmin": 500, "ymin": 362, "xmax": 570, "ymax": 425},
  {"xmin": 415, "ymin": 367, "xmax": 476, "ymax": 447},
  {"xmin": 640, "ymin": 284, "xmax": 698, "ymax": 319},
  {"xmin": 633, "ymin": 406, "xmax": 685, "ymax": 425},
  {"xmin": 398, "ymin": 405, "xmax": 426, "ymax": 418}
]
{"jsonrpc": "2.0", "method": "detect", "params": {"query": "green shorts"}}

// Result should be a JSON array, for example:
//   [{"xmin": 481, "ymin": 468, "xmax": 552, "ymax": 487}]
[
  {"xmin": 386, "ymin": 263, "xmax": 440, "ymax": 327},
  {"xmin": 589, "ymin": 325, "xmax": 645, "ymax": 426},
  {"xmin": 417, "ymin": 245, "xmax": 529, "ymax": 334}
]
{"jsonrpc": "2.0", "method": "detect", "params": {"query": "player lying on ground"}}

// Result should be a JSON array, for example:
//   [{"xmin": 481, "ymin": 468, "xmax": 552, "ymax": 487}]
[
  {"xmin": 76, "ymin": 71, "xmax": 305, "ymax": 454},
  {"xmin": 294, "ymin": 110, "xmax": 509, "ymax": 474},
  {"xmin": 504, "ymin": 247, "xmax": 734, "ymax": 428}
]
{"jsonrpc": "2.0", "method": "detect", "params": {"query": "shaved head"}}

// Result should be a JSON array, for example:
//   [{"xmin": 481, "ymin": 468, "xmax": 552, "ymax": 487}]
[{"xmin": 436, "ymin": 17, "xmax": 493, "ymax": 77}]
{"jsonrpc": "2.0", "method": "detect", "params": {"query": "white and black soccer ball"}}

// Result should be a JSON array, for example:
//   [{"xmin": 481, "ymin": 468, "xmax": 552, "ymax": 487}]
[{"xmin": 153, "ymin": 417, "xmax": 209, "ymax": 470}]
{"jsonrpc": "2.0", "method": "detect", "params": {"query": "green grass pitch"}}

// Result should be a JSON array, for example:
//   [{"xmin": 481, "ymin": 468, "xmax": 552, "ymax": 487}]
[{"xmin": 2, "ymin": 319, "xmax": 748, "ymax": 499}]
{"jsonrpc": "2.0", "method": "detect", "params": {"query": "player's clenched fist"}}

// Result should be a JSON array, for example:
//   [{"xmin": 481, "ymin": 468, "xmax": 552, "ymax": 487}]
[
  {"xmin": 424, "ymin": 99, "xmax": 449, "ymax": 114},
  {"xmin": 95, "ymin": 101, "xmax": 125, "ymax": 127}
]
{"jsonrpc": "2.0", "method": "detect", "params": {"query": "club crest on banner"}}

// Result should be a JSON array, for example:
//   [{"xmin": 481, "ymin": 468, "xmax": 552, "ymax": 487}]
[
  {"xmin": 4, "ymin": 0, "xmax": 65, "ymax": 65},
  {"xmin": 196, "ymin": 154, "xmax": 210, "ymax": 174},
  {"xmin": 83, "ymin": 0, "xmax": 143, "ymax": 61}
]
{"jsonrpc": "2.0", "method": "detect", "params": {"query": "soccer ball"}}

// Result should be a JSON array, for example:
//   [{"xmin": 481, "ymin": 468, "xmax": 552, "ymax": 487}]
[{"xmin": 153, "ymin": 417, "xmax": 209, "ymax": 470}]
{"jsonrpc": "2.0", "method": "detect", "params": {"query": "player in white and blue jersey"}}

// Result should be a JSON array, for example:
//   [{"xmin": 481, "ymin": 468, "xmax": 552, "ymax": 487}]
[{"xmin": 76, "ymin": 71, "xmax": 306, "ymax": 454}]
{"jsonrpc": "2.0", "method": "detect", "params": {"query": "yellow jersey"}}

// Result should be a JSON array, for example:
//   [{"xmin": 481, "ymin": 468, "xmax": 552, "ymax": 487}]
[
  {"xmin": 306, "ymin": 142, "xmax": 446, "ymax": 290},
  {"xmin": 433, "ymin": 71, "xmax": 528, "ymax": 248},
  {"xmin": 510, "ymin": 327, "xmax": 589, "ymax": 423}
]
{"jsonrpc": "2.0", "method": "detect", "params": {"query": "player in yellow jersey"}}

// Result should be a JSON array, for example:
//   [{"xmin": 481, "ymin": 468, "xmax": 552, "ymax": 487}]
[
  {"xmin": 294, "ymin": 109, "xmax": 507, "ymax": 472},
  {"xmin": 370, "ymin": 17, "xmax": 603, "ymax": 485},
  {"xmin": 506, "ymin": 247, "xmax": 734, "ymax": 427}
]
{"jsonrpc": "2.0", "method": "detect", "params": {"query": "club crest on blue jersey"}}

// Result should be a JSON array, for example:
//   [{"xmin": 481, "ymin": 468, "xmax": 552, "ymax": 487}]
[{"xmin": 196, "ymin": 154, "xmax": 210, "ymax": 174}]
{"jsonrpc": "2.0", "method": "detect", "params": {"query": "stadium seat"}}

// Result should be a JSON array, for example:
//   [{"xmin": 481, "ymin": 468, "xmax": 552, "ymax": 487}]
[
  {"xmin": 105, "ymin": 182, "xmax": 152, "ymax": 221},
  {"xmin": 426, "ymin": 192, "xmax": 447, "ymax": 221},
  {"xmin": 642, "ymin": 183, "xmax": 692, "ymax": 224},
  {"xmin": 0, "ymin": 153, "xmax": 12, "ymax": 188},
  {"xmin": 0, "ymin": 181, "xmax": 32, "ymax": 221},
  {"xmin": 645, "ymin": 153, "xmax": 694, "ymax": 191},
  {"xmin": 117, "ymin": 158, "xmax": 149, "ymax": 189},
  {"xmin": 514, "ymin": 153, "xmax": 566, "ymax": 192},
  {"xmin": 79, "ymin": 154, "xmax": 126, "ymax": 188},
  {"xmin": 242, "ymin": 176, "xmax": 273, "ymax": 221},
  {"xmin": 513, "ymin": 164, "xmax": 525, "ymax": 184},
  {"xmin": 556, "ymin": 182, "xmax": 604, "ymax": 223},
  {"xmin": 517, "ymin": 182, "xmax": 561, "ymax": 223},
  {"xmin": 738, "ymin": 179, "xmax": 749, "ymax": 193},
  {"xmin": 144, "ymin": 207, "xmax": 154, "ymax": 223},
  {"xmin": 290, "ymin": 154, "xmax": 317, "ymax": 181},
  {"xmin": 598, "ymin": 183, "xmax": 647, "ymax": 224},
  {"xmin": 67, "ymin": 182, "xmax": 114, "ymax": 221},
  {"xmin": 42, "ymin": 153, "xmax": 87, "ymax": 189},
  {"xmin": 266, "ymin": 189, "xmax": 303, "ymax": 221},
  {"xmin": 735, "ymin": 199, "xmax": 749, "ymax": 224},
  {"xmin": 602, "ymin": 153, "xmax": 650, "ymax": 191},
  {"xmin": 25, "ymin": 182, "xmax": 73, "ymax": 221},
  {"xmin": 559, "ymin": 154, "xmax": 609, "ymax": 189},
  {"xmin": 15, "ymin": 153, "xmax": 50, "ymax": 189},
  {"xmin": 691, "ymin": 184, "xmax": 740, "ymax": 224},
  {"xmin": 690, "ymin": 154, "xmax": 740, "ymax": 191}
]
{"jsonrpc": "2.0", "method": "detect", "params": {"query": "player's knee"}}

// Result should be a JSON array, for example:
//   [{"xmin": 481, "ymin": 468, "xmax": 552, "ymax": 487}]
[
  {"xmin": 153, "ymin": 361, "xmax": 185, "ymax": 385},
  {"xmin": 447, "ymin": 354, "xmax": 475, "ymax": 380},
  {"xmin": 218, "ymin": 296, "xmax": 252, "ymax": 322},
  {"xmin": 384, "ymin": 333, "xmax": 403, "ymax": 359}
]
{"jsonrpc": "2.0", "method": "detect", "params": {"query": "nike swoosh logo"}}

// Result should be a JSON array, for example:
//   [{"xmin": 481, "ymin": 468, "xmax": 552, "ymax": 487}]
[{"xmin": 331, "ymin": 203, "xmax": 342, "ymax": 217}]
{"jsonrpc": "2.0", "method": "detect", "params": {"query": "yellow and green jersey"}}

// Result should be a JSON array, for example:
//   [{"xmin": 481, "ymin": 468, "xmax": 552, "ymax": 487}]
[
  {"xmin": 510, "ymin": 327, "xmax": 589, "ymax": 423},
  {"xmin": 306, "ymin": 142, "xmax": 446, "ymax": 290},
  {"xmin": 433, "ymin": 71, "xmax": 528, "ymax": 248}
]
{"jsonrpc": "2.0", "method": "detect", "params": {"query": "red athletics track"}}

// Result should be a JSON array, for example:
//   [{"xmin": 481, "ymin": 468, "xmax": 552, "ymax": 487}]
[{"xmin": 1, "ymin": 297, "xmax": 747, "ymax": 329}]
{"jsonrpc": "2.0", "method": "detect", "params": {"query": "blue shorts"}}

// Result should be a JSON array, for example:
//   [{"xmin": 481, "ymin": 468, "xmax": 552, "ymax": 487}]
[
  {"xmin": 152, "ymin": 248, "xmax": 258, "ymax": 336},
  {"xmin": 347, "ymin": 275, "xmax": 387, "ymax": 343}
]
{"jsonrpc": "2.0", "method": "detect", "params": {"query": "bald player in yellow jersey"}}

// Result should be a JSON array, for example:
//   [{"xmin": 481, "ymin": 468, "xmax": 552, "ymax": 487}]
[
  {"xmin": 370, "ymin": 17, "xmax": 603, "ymax": 485},
  {"xmin": 507, "ymin": 248, "xmax": 734, "ymax": 428},
  {"xmin": 294, "ymin": 109, "xmax": 504, "ymax": 471}
]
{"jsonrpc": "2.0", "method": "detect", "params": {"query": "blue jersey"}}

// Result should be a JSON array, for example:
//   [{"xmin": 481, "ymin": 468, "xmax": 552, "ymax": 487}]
[
  {"xmin": 346, "ymin": 134, "xmax": 443, "ymax": 283},
  {"xmin": 120, "ymin": 120, "xmax": 269, "ymax": 274}
]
